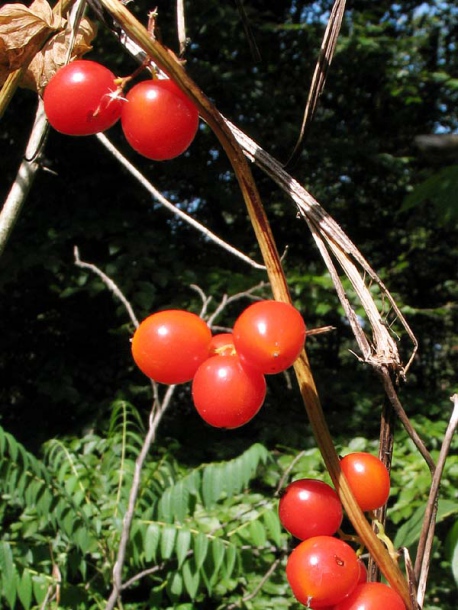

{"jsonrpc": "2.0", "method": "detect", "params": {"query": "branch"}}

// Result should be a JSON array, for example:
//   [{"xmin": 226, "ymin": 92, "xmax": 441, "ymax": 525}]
[{"xmin": 0, "ymin": 99, "xmax": 48, "ymax": 258}]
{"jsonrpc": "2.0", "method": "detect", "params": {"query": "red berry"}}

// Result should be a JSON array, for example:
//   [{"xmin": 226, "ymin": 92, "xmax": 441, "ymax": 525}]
[
  {"xmin": 43, "ymin": 60, "xmax": 123, "ymax": 135},
  {"xmin": 340, "ymin": 453, "xmax": 390, "ymax": 512},
  {"xmin": 233, "ymin": 300, "xmax": 306, "ymax": 375},
  {"xmin": 333, "ymin": 582, "xmax": 406, "ymax": 610},
  {"xmin": 121, "ymin": 79, "xmax": 199, "ymax": 160},
  {"xmin": 286, "ymin": 536, "xmax": 360, "ymax": 607},
  {"xmin": 192, "ymin": 354, "xmax": 266, "ymax": 428},
  {"xmin": 131, "ymin": 310, "xmax": 211, "ymax": 384},
  {"xmin": 279, "ymin": 478, "xmax": 343, "ymax": 540}
]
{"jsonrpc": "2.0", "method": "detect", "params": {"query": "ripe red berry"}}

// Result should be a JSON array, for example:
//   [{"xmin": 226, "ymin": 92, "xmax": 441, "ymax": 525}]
[
  {"xmin": 286, "ymin": 535, "xmax": 360, "ymax": 607},
  {"xmin": 192, "ymin": 354, "xmax": 266, "ymax": 428},
  {"xmin": 279, "ymin": 478, "xmax": 343, "ymax": 540},
  {"xmin": 333, "ymin": 582, "xmax": 406, "ymax": 610},
  {"xmin": 340, "ymin": 452, "xmax": 390, "ymax": 512},
  {"xmin": 233, "ymin": 300, "xmax": 306, "ymax": 375},
  {"xmin": 121, "ymin": 79, "xmax": 199, "ymax": 160},
  {"xmin": 43, "ymin": 60, "xmax": 123, "ymax": 135},
  {"xmin": 131, "ymin": 310, "xmax": 211, "ymax": 385},
  {"xmin": 208, "ymin": 333, "xmax": 236, "ymax": 356}
]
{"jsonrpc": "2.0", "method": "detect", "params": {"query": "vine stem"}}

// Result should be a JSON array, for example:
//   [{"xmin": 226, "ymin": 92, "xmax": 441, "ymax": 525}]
[{"xmin": 97, "ymin": 1, "xmax": 413, "ymax": 607}]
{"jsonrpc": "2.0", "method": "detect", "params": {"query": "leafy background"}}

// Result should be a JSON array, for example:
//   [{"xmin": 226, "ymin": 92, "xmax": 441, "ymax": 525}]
[{"xmin": 1, "ymin": 0, "xmax": 458, "ymax": 608}]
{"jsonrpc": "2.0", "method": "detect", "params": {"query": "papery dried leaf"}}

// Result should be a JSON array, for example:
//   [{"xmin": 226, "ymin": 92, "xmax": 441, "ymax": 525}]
[
  {"xmin": 23, "ymin": 17, "xmax": 97, "ymax": 93},
  {"xmin": 0, "ymin": 0, "xmax": 65, "ymax": 78},
  {"xmin": 0, "ymin": 0, "xmax": 64, "ymax": 47}
]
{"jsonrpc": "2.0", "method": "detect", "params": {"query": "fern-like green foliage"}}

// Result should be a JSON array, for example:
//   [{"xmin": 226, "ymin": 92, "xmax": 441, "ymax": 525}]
[{"xmin": 0, "ymin": 402, "xmax": 294, "ymax": 609}]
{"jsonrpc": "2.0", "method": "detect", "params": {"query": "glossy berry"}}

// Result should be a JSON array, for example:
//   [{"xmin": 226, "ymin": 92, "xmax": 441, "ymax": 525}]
[
  {"xmin": 233, "ymin": 300, "xmax": 306, "ymax": 374},
  {"xmin": 121, "ymin": 78, "xmax": 199, "ymax": 160},
  {"xmin": 131, "ymin": 310, "xmax": 211, "ymax": 385},
  {"xmin": 192, "ymin": 354, "xmax": 266, "ymax": 428},
  {"xmin": 279, "ymin": 478, "xmax": 343, "ymax": 540},
  {"xmin": 333, "ymin": 582, "xmax": 406, "ymax": 610},
  {"xmin": 43, "ymin": 60, "xmax": 123, "ymax": 135},
  {"xmin": 340, "ymin": 452, "xmax": 391, "ymax": 512},
  {"xmin": 286, "ymin": 535, "xmax": 360, "ymax": 607},
  {"xmin": 208, "ymin": 333, "xmax": 236, "ymax": 356}
]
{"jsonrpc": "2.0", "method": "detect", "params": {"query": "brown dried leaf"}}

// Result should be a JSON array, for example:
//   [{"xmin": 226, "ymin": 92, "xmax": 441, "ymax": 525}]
[
  {"xmin": 0, "ymin": 0, "xmax": 65, "ymax": 81},
  {"xmin": 23, "ymin": 17, "xmax": 98, "ymax": 93}
]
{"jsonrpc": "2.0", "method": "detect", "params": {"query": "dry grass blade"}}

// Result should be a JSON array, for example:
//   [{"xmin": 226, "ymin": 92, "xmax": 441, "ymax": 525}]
[
  {"xmin": 229, "ymin": 119, "xmax": 418, "ymax": 377},
  {"xmin": 285, "ymin": 0, "xmax": 347, "ymax": 168},
  {"xmin": 234, "ymin": 0, "xmax": 261, "ymax": 63}
]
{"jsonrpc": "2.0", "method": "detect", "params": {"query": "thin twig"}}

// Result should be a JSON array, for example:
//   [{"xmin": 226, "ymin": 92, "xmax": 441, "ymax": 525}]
[
  {"xmin": 176, "ymin": 0, "xmax": 187, "ymax": 56},
  {"xmin": 225, "ymin": 557, "xmax": 282, "ymax": 610},
  {"xmin": 96, "ymin": 133, "xmax": 267, "ymax": 270},
  {"xmin": 74, "ymin": 246, "xmax": 140, "ymax": 328},
  {"xmin": 377, "ymin": 368, "xmax": 435, "ymax": 474},
  {"xmin": 206, "ymin": 281, "xmax": 267, "ymax": 327},
  {"xmin": 233, "ymin": 0, "xmax": 262, "ymax": 63},
  {"xmin": 105, "ymin": 385, "xmax": 177, "ymax": 610},
  {"xmin": 274, "ymin": 450, "xmax": 306, "ymax": 496}
]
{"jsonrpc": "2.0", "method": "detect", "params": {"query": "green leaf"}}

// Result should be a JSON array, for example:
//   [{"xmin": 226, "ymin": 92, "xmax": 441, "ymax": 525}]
[
  {"xmin": 202, "ymin": 465, "xmax": 224, "ymax": 508},
  {"xmin": 0, "ymin": 541, "xmax": 17, "ymax": 608},
  {"xmin": 32, "ymin": 574, "xmax": 48, "ymax": 607},
  {"xmin": 402, "ymin": 165, "xmax": 458, "ymax": 225},
  {"xmin": 167, "ymin": 571, "xmax": 183, "ymax": 600},
  {"xmin": 211, "ymin": 537, "xmax": 226, "ymax": 577},
  {"xmin": 262, "ymin": 508, "xmax": 283, "ymax": 547},
  {"xmin": 445, "ymin": 520, "xmax": 458, "ymax": 586},
  {"xmin": 17, "ymin": 569, "xmax": 33, "ymax": 610},
  {"xmin": 222, "ymin": 543, "xmax": 238, "ymax": 581},
  {"xmin": 394, "ymin": 499, "xmax": 458, "ymax": 548},
  {"xmin": 160, "ymin": 524, "xmax": 177, "ymax": 560},
  {"xmin": 145, "ymin": 522, "xmax": 161, "ymax": 562},
  {"xmin": 193, "ymin": 532, "xmax": 209, "ymax": 571},
  {"xmin": 182, "ymin": 560, "xmax": 200, "ymax": 599},
  {"xmin": 393, "ymin": 505, "xmax": 425, "ymax": 549},
  {"xmin": 249, "ymin": 520, "xmax": 267, "ymax": 547},
  {"xmin": 176, "ymin": 528, "xmax": 192, "ymax": 568}
]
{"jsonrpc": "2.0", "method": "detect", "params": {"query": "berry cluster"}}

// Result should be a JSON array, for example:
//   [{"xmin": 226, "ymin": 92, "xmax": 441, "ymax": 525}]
[
  {"xmin": 131, "ymin": 300, "xmax": 306, "ymax": 428},
  {"xmin": 278, "ymin": 457, "xmax": 405, "ymax": 609},
  {"xmin": 42, "ymin": 60, "xmax": 199, "ymax": 161}
]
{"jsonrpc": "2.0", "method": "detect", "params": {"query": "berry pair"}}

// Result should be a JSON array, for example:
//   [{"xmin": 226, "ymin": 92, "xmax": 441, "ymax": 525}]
[{"xmin": 43, "ymin": 60, "xmax": 199, "ymax": 160}]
